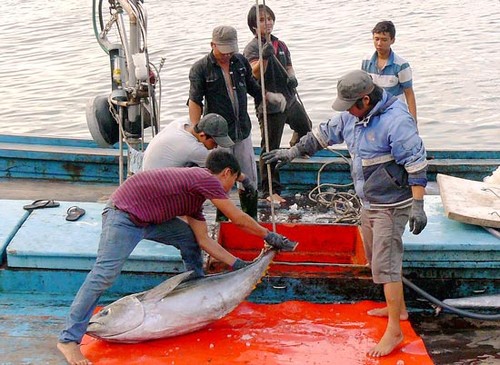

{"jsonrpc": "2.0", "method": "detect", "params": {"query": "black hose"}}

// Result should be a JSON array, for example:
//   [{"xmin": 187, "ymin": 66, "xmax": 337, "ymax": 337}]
[
  {"xmin": 483, "ymin": 226, "xmax": 500, "ymax": 239},
  {"xmin": 92, "ymin": 0, "xmax": 110, "ymax": 54},
  {"xmin": 402, "ymin": 277, "xmax": 500, "ymax": 321},
  {"xmin": 98, "ymin": 0, "xmax": 104, "ymax": 31}
]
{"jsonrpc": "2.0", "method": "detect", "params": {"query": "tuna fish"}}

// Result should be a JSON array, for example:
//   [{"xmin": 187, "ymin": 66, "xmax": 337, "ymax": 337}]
[{"xmin": 86, "ymin": 248, "xmax": 277, "ymax": 343}]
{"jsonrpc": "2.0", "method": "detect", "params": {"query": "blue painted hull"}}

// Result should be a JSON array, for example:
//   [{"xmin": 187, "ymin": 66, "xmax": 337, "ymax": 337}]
[
  {"xmin": 1, "ymin": 134, "xmax": 499, "ymax": 187},
  {"xmin": 0, "ymin": 135, "xmax": 498, "ymax": 306}
]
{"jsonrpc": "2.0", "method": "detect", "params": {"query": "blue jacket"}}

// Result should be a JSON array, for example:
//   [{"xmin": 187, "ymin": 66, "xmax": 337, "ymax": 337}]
[{"xmin": 298, "ymin": 90, "xmax": 427, "ymax": 209}]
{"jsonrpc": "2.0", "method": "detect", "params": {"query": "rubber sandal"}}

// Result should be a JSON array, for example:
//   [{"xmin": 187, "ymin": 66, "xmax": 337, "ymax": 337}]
[
  {"xmin": 23, "ymin": 199, "xmax": 60, "ymax": 211},
  {"xmin": 66, "ymin": 206, "xmax": 86, "ymax": 221}
]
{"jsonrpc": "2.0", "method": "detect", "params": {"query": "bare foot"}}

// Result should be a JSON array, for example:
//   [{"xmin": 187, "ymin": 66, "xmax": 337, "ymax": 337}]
[
  {"xmin": 266, "ymin": 193, "xmax": 286, "ymax": 204},
  {"xmin": 57, "ymin": 342, "xmax": 93, "ymax": 365},
  {"xmin": 367, "ymin": 331, "xmax": 404, "ymax": 357},
  {"xmin": 367, "ymin": 306, "xmax": 408, "ymax": 320}
]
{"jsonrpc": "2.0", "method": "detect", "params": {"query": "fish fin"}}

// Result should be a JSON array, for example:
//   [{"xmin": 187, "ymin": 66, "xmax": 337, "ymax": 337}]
[{"xmin": 142, "ymin": 270, "xmax": 195, "ymax": 301}]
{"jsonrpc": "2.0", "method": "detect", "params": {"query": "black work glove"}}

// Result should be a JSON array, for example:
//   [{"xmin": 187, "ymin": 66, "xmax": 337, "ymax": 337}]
[
  {"xmin": 262, "ymin": 147, "xmax": 301, "ymax": 169},
  {"xmin": 409, "ymin": 199, "xmax": 427, "ymax": 235},
  {"xmin": 240, "ymin": 176, "xmax": 256, "ymax": 196},
  {"xmin": 264, "ymin": 232, "xmax": 298, "ymax": 251},
  {"xmin": 231, "ymin": 258, "xmax": 250, "ymax": 270},
  {"xmin": 287, "ymin": 75, "xmax": 298, "ymax": 89},
  {"xmin": 261, "ymin": 42, "xmax": 275, "ymax": 59}
]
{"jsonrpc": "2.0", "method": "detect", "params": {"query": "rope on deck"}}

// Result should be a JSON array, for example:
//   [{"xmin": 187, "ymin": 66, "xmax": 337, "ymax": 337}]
[{"xmin": 307, "ymin": 150, "xmax": 361, "ymax": 225}]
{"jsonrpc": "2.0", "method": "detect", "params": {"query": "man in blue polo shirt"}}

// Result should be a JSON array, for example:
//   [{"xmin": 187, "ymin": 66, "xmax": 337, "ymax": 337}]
[{"xmin": 361, "ymin": 21, "xmax": 418, "ymax": 124}]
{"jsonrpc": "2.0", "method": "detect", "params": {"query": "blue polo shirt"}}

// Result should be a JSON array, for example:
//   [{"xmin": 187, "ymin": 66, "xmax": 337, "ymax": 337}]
[{"xmin": 361, "ymin": 50, "xmax": 412, "ymax": 100}]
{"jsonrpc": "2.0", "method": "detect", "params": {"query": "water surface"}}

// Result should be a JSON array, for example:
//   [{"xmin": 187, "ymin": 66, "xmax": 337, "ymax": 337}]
[{"xmin": 1, "ymin": 0, "xmax": 499, "ymax": 149}]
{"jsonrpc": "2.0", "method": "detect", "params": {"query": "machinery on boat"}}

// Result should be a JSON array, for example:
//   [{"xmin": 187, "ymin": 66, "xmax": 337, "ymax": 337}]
[{"xmin": 87, "ymin": 0, "xmax": 162, "ymax": 182}]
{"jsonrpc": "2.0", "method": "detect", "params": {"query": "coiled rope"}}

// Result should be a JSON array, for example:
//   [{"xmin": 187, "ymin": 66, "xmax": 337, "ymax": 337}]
[{"xmin": 307, "ymin": 149, "xmax": 361, "ymax": 224}]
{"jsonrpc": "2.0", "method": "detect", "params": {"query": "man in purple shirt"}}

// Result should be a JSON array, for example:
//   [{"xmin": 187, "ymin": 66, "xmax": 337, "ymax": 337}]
[{"xmin": 57, "ymin": 150, "xmax": 294, "ymax": 365}]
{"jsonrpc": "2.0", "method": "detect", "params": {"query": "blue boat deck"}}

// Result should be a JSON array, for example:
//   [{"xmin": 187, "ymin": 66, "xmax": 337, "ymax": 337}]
[
  {"xmin": 6, "ymin": 201, "xmax": 183, "ymax": 273},
  {"xmin": 403, "ymin": 196, "xmax": 499, "ymax": 270},
  {"xmin": 0, "ymin": 191, "xmax": 499, "ymax": 365},
  {"xmin": 1, "ymin": 195, "xmax": 498, "ymax": 298}
]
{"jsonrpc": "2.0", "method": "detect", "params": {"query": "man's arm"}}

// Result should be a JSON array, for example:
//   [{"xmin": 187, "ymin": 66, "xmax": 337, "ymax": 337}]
[
  {"xmin": 240, "ymin": 56, "xmax": 263, "ymax": 103},
  {"xmin": 404, "ymin": 87, "xmax": 417, "ymax": 124},
  {"xmin": 250, "ymin": 59, "xmax": 268, "ymax": 80},
  {"xmin": 188, "ymin": 99, "xmax": 203, "ymax": 125},
  {"xmin": 188, "ymin": 60, "xmax": 206, "ymax": 125},
  {"xmin": 244, "ymin": 40, "xmax": 272, "ymax": 80},
  {"xmin": 211, "ymin": 198, "xmax": 298, "ymax": 252},
  {"xmin": 262, "ymin": 130, "xmax": 324, "ymax": 167},
  {"xmin": 186, "ymin": 216, "xmax": 239, "ymax": 266},
  {"xmin": 211, "ymin": 198, "xmax": 269, "ymax": 238},
  {"xmin": 411, "ymin": 185, "xmax": 425, "ymax": 200}
]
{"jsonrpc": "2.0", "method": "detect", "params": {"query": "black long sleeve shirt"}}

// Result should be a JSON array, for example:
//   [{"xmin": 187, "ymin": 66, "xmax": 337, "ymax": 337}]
[{"xmin": 189, "ymin": 51, "xmax": 262, "ymax": 142}]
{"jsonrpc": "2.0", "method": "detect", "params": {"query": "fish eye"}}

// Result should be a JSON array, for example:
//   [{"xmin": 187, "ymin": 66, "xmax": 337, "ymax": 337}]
[{"xmin": 101, "ymin": 309, "xmax": 110, "ymax": 316}]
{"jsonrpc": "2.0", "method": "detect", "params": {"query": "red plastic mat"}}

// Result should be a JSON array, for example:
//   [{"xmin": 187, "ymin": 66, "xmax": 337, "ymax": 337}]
[{"xmin": 81, "ymin": 300, "xmax": 433, "ymax": 365}]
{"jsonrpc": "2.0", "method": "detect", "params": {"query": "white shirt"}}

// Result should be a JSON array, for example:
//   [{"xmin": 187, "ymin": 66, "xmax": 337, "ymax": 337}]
[{"xmin": 142, "ymin": 118, "xmax": 209, "ymax": 170}]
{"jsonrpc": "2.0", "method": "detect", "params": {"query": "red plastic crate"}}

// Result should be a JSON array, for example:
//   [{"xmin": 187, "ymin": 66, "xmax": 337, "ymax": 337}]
[{"xmin": 216, "ymin": 222, "xmax": 368, "ymax": 276}]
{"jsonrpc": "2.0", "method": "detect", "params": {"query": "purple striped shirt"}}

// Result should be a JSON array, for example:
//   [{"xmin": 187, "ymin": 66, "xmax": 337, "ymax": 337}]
[{"xmin": 110, "ymin": 167, "xmax": 228, "ymax": 225}]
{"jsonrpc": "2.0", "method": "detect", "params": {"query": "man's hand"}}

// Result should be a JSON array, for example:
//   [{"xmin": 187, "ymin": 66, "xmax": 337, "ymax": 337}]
[
  {"xmin": 262, "ymin": 42, "xmax": 274, "ymax": 59},
  {"xmin": 262, "ymin": 147, "xmax": 300, "ymax": 169},
  {"xmin": 287, "ymin": 75, "xmax": 298, "ymax": 89},
  {"xmin": 231, "ymin": 258, "xmax": 250, "ymax": 270},
  {"xmin": 264, "ymin": 232, "xmax": 298, "ymax": 251},
  {"xmin": 409, "ymin": 199, "xmax": 427, "ymax": 235},
  {"xmin": 265, "ymin": 91, "xmax": 286, "ymax": 113},
  {"xmin": 240, "ymin": 176, "xmax": 256, "ymax": 196}
]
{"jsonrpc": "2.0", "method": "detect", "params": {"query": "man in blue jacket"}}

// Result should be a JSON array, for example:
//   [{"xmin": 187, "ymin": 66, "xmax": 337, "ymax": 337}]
[{"xmin": 263, "ymin": 70, "xmax": 428, "ymax": 357}]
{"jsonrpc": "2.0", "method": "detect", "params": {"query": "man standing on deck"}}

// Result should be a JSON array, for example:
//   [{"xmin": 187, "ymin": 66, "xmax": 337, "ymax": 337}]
[
  {"xmin": 57, "ymin": 150, "xmax": 295, "ymax": 365},
  {"xmin": 188, "ymin": 25, "xmax": 285, "ymax": 221},
  {"xmin": 262, "ymin": 70, "xmax": 428, "ymax": 357},
  {"xmin": 361, "ymin": 20, "xmax": 418, "ymax": 124},
  {"xmin": 243, "ymin": 4, "xmax": 312, "ymax": 204}
]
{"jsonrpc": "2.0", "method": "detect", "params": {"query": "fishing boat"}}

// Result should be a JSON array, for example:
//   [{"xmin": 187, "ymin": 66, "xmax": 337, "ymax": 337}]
[
  {"xmin": 1, "ymin": 134, "xmax": 499, "ymax": 364},
  {"xmin": 1, "ymin": 0, "xmax": 498, "ymax": 363}
]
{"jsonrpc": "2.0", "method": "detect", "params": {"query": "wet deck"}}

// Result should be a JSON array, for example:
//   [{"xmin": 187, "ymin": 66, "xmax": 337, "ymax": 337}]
[
  {"xmin": 1, "ymin": 294, "xmax": 436, "ymax": 365},
  {"xmin": 2, "ymin": 292, "xmax": 498, "ymax": 365}
]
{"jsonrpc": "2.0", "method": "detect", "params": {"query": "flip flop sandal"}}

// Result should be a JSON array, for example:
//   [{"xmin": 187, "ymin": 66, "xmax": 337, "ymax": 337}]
[
  {"xmin": 23, "ymin": 199, "xmax": 60, "ymax": 211},
  {"xmin": 66, "ymin": 206, "xmax": 86, "ymax": 221}
]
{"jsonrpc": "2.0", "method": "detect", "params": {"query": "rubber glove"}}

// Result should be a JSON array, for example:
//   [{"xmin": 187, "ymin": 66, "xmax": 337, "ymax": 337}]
[
  {"xmin": 262, "ymin": 42, "xmax": 274, "ymax": 59},
  {"xmin": 264, "ymin": 232, "xmax": 298, "ymax": 251},
  {"xmin": 409, "ymin": 199, "xmax": 427, "ymax": 235},
  {"xmin": 262, "ymin": 147, "xmax": 301, "ymax": 169},
  {"xmin": 240, "ymin": 176, "xmax": 256, "ymax": 196},
  {"xmin": 287, "ymin": 75, "xmax": 298, "ymax": 89},
  {"xmin": 231, "ymin": 258, "xmax": 249, "ymax": 270},
  {"xmin": 265, "ymin": 91, "xmax": 286, "ymax": 113}
]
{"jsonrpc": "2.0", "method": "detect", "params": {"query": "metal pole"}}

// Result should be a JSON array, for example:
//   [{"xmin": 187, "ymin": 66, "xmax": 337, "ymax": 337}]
[{"xmin": 118, "ymin": 106, "xmax": 124, "ymax": 185}]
